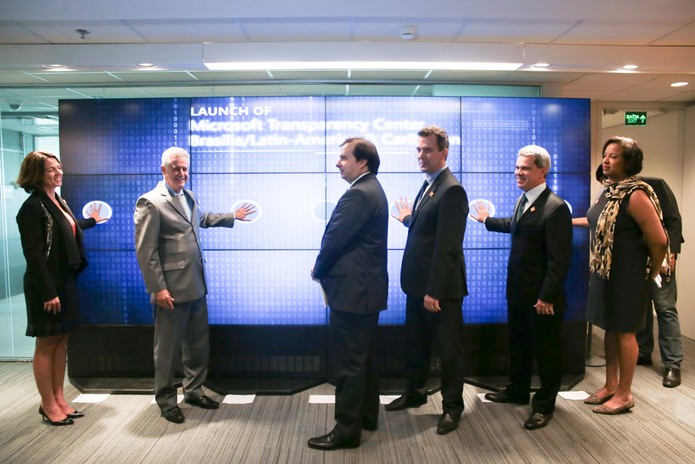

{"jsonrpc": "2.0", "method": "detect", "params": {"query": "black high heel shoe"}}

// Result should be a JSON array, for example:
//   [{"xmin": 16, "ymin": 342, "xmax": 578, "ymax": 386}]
[
  {"xmin": 67, "ymin": 409, "xmax": 85, "ymax": 419},
  {"xmin": 38, "ymin": 406, "xmax": 74, "ymax": 426}
]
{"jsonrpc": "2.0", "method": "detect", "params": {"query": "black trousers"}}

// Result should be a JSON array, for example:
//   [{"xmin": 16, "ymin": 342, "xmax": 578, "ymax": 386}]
[
  {"xmin": 506, "ymin": 302, "xmax": 563, "ymax": 414},
  {"xmin": 404, "ymin": 295, "xmax": 465, "ymax": 414},
  {"xmin": 329, "ymin": 309, "xmax": 380, "ymax": 440}
]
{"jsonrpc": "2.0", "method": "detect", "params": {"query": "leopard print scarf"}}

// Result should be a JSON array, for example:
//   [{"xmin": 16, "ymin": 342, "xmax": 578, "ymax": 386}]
[{"xmin": 590, "ymin": 177, "xmax": 669, "ymax": 279}]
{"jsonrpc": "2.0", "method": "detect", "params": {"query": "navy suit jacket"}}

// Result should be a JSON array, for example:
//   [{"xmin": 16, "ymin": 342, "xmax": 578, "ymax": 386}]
[
  {"xmin": 313, "ymin": 173, "xmax": 389, "ymax": 314},
  {"xmin": 400, "ymin": 168, "xmax": 468, "ymax": 299},
  {"xmin": 485, "ymin": 187, "xmax": 572, "ymax": 309}
]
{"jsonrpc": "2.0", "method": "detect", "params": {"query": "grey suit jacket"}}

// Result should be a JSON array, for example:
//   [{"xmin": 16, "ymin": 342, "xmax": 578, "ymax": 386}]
[{"xmin": 134, "ymin": 180, "xmax": 235, "ymax": 304}]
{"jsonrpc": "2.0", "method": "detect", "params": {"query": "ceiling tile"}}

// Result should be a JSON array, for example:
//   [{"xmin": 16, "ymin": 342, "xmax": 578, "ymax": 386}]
[
  {"xmin": 0, "ymin": 72, "xmax": 50, "ymax": 85},
  {"xmin": 139, "ymin": 86, "xmax": 216, "ymax": 97},
  {"xmin": 554, "ymin": 20, "xmax": 690, "ymax": 46},
  {"xmin": 127, "ymin": 19, "xmax": 247, "ymax": 42},
  {"xmin": 23, "ymin": 72, "xmax": 123, "ymax": 84},
  {"xmin": 561, "ymin": 73, "xmax": 658, "ymax": 91},
  {"xmin": 354, "ymin": 19, "xmax": 464, "ymax": 41},
  {"xmin": 651, "ymin": 21, "xmax": 695, "ymax": 45},
  {"xmin": 350, "ymin": 70, "xmax": 429, "ymax": 80},
  {"xmin": 277, "ymin": 84, "xmax": 347, "ymax": 96},
  {"xmin": 658, "ymin": 90, "xmax": 695, "ymax": 102},
  {"xmin": 189, "ymin": 70, "xmax": 272, "ymax": 81},
  {"xmin": 15, "ymin": 20, "xmax": 146, "ymax": 44},
  {"xmin": 347, "ymin": 84, "xmax": 420, "ymax": 96},
  {"xmin": 455, "ymin": 19, "xmax": 576, "ymax": 43},
  {"xmin": 267, "ymin": 70, "xmax": 349, "ymax": 80},
  {"xmin": 108, "ymin": 71, "xmax": 199, "ymax": 83},
  {"xmin": 209, "ymin": 85, "xmax": 285, "ymax": 96},
  {"xmin": 0, "ymin": 21, "xmax": 48, "ymax": 44},
  {"xmin": 240, "ymin": 19, "xmax": 351, "ymax": 41}
]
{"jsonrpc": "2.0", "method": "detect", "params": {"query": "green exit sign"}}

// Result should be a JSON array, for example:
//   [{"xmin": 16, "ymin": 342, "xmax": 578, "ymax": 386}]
[{"xmin": 625, "ymin": 111, "xmax": 647, "ymax": 126}]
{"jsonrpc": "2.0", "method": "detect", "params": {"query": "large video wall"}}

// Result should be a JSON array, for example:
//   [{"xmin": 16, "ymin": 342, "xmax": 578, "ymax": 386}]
[{"xmin": 59, "ymin": 96, "xmax": 590, "ymax": 326}]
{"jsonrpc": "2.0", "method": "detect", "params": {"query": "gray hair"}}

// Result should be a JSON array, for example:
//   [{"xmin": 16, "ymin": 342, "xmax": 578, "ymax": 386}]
[
  {"xmin": 517, "ymin": 145, "xmax": 551, "ymax": 170},
  {"xmin": 161, "ymin": 146, "xmax": 190, "ymax": 168}
]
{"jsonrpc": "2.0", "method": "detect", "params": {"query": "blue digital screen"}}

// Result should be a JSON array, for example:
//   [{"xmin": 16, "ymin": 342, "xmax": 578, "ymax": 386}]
[{"xmin": 60, "ymin": 96, "xmax": 590, "ymax": 326}]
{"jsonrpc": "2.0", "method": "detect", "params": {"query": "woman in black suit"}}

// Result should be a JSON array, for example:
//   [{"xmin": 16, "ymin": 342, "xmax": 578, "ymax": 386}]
[{"xmin": 16, "ymin": 151, "xmax": 104, "ymax": 426}]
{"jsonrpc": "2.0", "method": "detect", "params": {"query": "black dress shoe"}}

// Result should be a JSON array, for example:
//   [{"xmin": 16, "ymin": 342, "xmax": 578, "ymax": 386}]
[
  {"xmin": 307, "ymin": 431, "xmax": 360, "ymax": 450},
  {"xmin": 385, "ymin": 394, "xmax": 427, "ymax": 411},
  {"xmin": 637, "ymin": 356, "xmax": 653, "ymax": 366},
  {"xmin": 38, "ymin": 407, "xmax": 74, "ymax": 426},
  {"xmin": 184, "ymin": 395, "xmax": 220, "ymax": 409},
  {"xmin": 436, "ymin": 412, "xmax": 461, "ymax": 435},
  {"xmin": 161, "ymin": 406, "xmax": 185, "ymax": 423},
  {"xmin": 67, "ymin": 409, "xmax": 85, "ymax": 419},
  {"xmin": 524, "ymin": 412, "xmax": 553, "ymax": 430},
  {"xmin": 484, "ymin": 391, "xmax": 530, "ymax": 405},
  {"xmin": 663, "ymin": 367, "xmax": 681, "ymax": 388}
]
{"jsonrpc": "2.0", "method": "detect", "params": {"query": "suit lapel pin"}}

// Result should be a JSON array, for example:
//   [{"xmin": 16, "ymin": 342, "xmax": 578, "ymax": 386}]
[
  {"xmin": 530, "ymin": 206, "xmax": 536, "ymax": 212},
  {"xmin": 428, "ymin": 191, "xmax": 435, "ymax": 198}
]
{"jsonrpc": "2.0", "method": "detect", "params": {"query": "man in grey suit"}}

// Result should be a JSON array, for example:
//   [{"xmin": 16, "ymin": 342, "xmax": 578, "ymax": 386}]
[
  {"xmin": 134, "ymin": 146, "xmax": 254, "ymax": 424},
  {"xmin": 387, "ymin": 125, "xmax": 468, "ymax": 435},
  {"xmin": 308, "ymin": 138, "xmax": 388, "ymax": 450}
]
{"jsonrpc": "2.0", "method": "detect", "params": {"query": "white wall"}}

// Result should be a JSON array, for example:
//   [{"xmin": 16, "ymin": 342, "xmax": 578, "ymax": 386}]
[
  {"xmin": 679, "ymin": 106, "xmax": 695, "ymax": 340},
  {"xmin": 599, "ymin": 106, "xmax": 693, "ymax": 339}
]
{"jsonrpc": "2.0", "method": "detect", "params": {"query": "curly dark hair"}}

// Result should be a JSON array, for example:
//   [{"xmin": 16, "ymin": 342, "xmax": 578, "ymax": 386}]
[{"xmin": 602, "ymin": 136, "xmax": 643, "ymax": 178}]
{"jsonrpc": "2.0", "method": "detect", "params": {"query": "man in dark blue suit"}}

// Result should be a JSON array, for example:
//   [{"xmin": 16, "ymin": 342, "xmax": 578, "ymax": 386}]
[
  {"xmin": 308, "ymin": 137, "xmax": 389, "ymax": 450},
  {"xmin": 472, "ymin": 145, "xmax": 572, "ymax": 430},
  {"xmin": 387, "ymin": 125, "xmax": 469, "ymax": 435}
]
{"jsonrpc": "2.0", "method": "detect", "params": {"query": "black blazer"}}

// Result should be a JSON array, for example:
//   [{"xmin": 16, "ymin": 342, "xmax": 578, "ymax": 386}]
[
  {"xmin": 16, "ymin": 191, "xmax": 96, "ymax": 301},
  {"xmin": 313, "ymin": 173, "xmax": 389, "ymax": 314},
  {"xmin": 641, "ymin": 177, "xmax": 684, "ymax": 254},
  {"xmin": 485, "ymin": 187, "xmax": 572, "ymax": 309},
  {"xmin": 400, "ymin": 168, "xmax": 468, "ymax": 299}
]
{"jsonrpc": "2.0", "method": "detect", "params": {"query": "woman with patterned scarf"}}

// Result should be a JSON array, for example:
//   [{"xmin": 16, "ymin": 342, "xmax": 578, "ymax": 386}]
[{"xmin": 572, "ymin": 136, "xmax": 668, "ymax": 415}]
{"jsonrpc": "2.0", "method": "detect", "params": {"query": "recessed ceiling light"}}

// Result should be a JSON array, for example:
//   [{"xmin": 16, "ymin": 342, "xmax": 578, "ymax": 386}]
[
  {"xmin": 400, "ymin": 26, "xmax": 417, "ymax": 40},
  {"xmin": 136, "ymin": 63, "xmax": 156, "ymax": 68},
  {"xmin": 42, "ymin": 64, "xmax": 65, "ymax": 69},
  {"xmin": 532, "ymin": 63, "xmax": 551, "ymax": 68},
  {"xmin": 621, "ymin": 64, "xmax": 639, "ymax": 70},
  {"xmin": 671, "ymin": 81, "xmax": 688, "ymax": 87}
]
